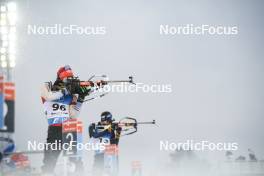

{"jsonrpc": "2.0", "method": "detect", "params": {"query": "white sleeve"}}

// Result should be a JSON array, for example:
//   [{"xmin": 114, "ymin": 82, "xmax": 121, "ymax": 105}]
[{"xmin": 41, "ymin": 83, "xmax": 64, "ymax": 101}]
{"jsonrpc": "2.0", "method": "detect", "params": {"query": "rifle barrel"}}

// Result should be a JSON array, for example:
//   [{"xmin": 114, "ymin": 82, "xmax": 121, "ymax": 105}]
[
  {"xmin": 106, "ymin": 80, "xmax": 132, "ymax": 83},
  {"xmin": 118, "ymin": 121, "xmax": 155, "ymax": 125},
  {"xmin": 137, "ymin": 121, "xmax": 156, "ymax": 124}
]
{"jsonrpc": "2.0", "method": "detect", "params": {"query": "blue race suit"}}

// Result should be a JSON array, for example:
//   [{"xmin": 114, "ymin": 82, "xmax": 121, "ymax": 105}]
[{"xmin": 89, "ymin": 122, "xmax": 121, "ymax": 176}]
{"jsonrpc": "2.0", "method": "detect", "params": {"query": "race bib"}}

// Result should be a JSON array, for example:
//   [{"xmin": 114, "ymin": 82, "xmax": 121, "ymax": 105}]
[
  {"xmin": 104, "ymin": 144, "xmax": 119, "ymax": 175},
  {"xmin": 91, "ymin": 137, "xmax": 110, "ymax": 154},
  {"xmin": 44, "ymin": 102, "xmax": 70, "ymax": 125}
]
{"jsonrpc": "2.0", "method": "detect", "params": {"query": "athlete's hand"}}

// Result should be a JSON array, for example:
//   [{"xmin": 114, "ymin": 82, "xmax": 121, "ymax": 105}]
[
  {"xmin": 78, "ymin": 86, "xmax": 90, "ymax": 96},
  {"xmin": 65, "ymin": 82, "xmax": 79, "ymax": 94},
  {"xmin": 95, "ymin": 80, "xmax": 107, "ymax": 88},
  {"xmin": 77, "ymin": 86, "xmax": 91, "ymax": 103},
  {"xmin": 104, "ymin": 124, "xmax": 112, "ymax": 132}
]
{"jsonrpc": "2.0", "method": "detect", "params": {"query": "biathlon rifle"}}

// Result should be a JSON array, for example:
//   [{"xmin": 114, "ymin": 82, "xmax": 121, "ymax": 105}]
[
  {"xmin": 64, "ymin": 75, "xmax": 135, "ymax": 101},
  {"xmin": 99, "ymin": 117, "xmax": 156, "ymax": 136},
  {"xmin": 67, "ymin": 75, "xmax": 135, "ymax": 88}
]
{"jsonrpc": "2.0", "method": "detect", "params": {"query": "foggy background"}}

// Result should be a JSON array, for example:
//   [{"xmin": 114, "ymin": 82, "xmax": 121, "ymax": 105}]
[{"xmin": 10, "ymin": 0, "xmax": 264, "ymax": 174}]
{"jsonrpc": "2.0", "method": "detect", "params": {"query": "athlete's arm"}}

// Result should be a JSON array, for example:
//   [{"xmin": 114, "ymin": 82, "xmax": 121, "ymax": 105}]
[
  {"xmin": 114, "ymin": 127, "xmax": 122, "ymax": 145},
  {"xmin": 41, "ymin": 83, "xmax": 66, "ymax": 101},
  {"xmin": 89, "ymin": 123, "xmax": 109, "ymax": 138},
  {"xmin": 69, "ymin": 95, "xmax": 83, "ymax": 118}
]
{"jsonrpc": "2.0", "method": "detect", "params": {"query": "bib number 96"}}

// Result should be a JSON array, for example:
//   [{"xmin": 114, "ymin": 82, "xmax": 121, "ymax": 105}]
[{"xmin": 52, "ymin": 103, "xmax": 66, "ymax": 111}]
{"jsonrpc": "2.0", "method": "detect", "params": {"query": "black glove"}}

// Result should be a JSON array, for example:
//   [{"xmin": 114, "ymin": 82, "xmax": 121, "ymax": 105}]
[
  {"xmin": 77, "ymin": 86, "xmax": 91, "ymax": 102},
  {"xmin": 65, "ymin": 80, "xmax": 79, "ymax": 94}
]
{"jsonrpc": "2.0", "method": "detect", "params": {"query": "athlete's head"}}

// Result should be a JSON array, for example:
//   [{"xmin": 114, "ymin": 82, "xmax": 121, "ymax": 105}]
[
  {"xmin": 101, "ymin": 111, "xmax": 112, "ymax": 125},
  {"xmin": 57, "ymin": 65, "xmax": 74, "ymax": 82}
]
